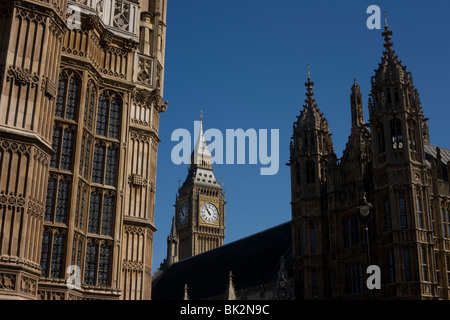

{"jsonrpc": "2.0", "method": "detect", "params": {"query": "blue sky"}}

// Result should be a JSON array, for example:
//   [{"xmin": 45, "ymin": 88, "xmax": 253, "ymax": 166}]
[{"xmin": 152, "ymin": 0, "xmax": 450, "ymax": 271}]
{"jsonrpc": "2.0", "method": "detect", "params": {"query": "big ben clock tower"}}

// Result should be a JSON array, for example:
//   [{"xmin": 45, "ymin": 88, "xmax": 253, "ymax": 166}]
[{"xmin": 170, "ymin": 115, "xmax": 225, "ymax": 262}]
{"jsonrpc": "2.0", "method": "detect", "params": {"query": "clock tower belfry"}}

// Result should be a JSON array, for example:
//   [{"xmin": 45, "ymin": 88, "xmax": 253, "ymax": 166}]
[{"xmin": 171, "ymin": 115, "xmax": 225, "ymax": 262}]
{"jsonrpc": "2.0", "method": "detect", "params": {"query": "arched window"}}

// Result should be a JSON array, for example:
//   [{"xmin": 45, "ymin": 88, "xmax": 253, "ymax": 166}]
[
  {"xmin": 96, "ymin": 92, "xmax": 121, "ymax": 139},
  {"xmin": 390, "ymin": 119, "xmax": 403, "ymax": 150},
  {"xmin": 44, "ymin": 175, "xmax": 71, "ymax": 224},
  {"xmin": 417, "ymin": 196, "xmax": 423, "ymax": 229},
  {"xmin": 84, "ymin": 84, "xmax": 96, "ymax": 131},
  {"xmin": 55, "ymin": 71, "xmax": 80, "ymax": 120}
]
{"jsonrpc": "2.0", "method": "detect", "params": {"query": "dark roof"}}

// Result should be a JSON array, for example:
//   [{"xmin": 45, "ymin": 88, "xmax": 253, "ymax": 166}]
[{"xmin": 152, "ymin": 221, "xmax": 292, "ymax": 300}]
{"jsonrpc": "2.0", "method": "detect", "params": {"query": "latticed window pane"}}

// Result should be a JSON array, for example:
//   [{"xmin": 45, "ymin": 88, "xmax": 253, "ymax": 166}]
[
  {"xmin": 84, "ymin": 243, "xmax": 98, "ymax": 285},
  {"xmin": 101, "ymin": 196, "xmax": 115, "ymax": 236},
  {"xmin": 50, "ymin": 233, "xmax": 65, "ymax": 279},
  {"xmin": 108, "ymin": 98, "xmax": 121, "ymax": 139},
  {"xmin": 56, "ymin": 179, "xmax": 70, "ymax": 223},
  {"xmin": 77, "ymin": 239, "xmax": 83, "ymax": 268},
  {"xmin": 55, "ymin": 73, "xmax": 67, "ymax": 118},
  {"xmin": 50, "ymin": 126, "xmax": 62, "ymax": 168},
  {"xmin": 40, "ymin": 230, "xmax": 51, "ymax": 277},
  {"xmin": 66, "ymin": 77, "xmax": 79, "ymax": 120},
  {"xmin": 96, "ymin": 95, "xmax": 108, "ymax": 136},
  {"xmin": 80, "ymin": 187, "xmax": 87, "ymax": 230},
  {"xmin": 113, "ymin": 1, "xmax": 131, "ymax": 31},
  {"xmin": 75, "ymin": 185, "xmax": 81, "ymax": 228},
  {"xmin": 45, "ymin": 177, "xmax": 56, "ymax": 221},
  {"xmin": 84, "ymin": 87, "xmax": 90, "ymax": 126},
  {"xmin": 105, "ymin": 147, "xmax": 118, "ymax": 186},
  {"xmin": 88, "ymin": 193, "xmax": 101, "ymax": 234},
  {"xmin": 84, "ymin": 137, "xmax": 91, "ymax": 179},
  {"xmin": 92, "ymin": 144, "xmax": 105, "ymax": 184},
  {"xmin": 60, "ymin": 129, "xmax": 75, "ymax": 170},
  {"xmin": 71, "ymin": 238, "xmax": 77, "ymax": 266},
  {"xmin": 89, "ymin": 89, "xmax": 95, "ymax": 131},
  {"xmin": 79, "ymin": 136, "xmax": 85, "ymax": 176},
  {"xmin": 98, "ymin": 244, "xmax": 111, "ymax": 286}
]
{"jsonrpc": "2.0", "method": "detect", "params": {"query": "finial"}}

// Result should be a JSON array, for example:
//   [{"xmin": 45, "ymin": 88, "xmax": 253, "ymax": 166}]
[
  {"xmin": 307, "ymin": 64, "xmax": 311, "ymax": 79},
  {"xmin": 200, "ymin": 110, "xmax": 204, "ymax": 122},
  {"xmin": 384, "ymin": 10, "xmax": 388, "ymax": 28}
]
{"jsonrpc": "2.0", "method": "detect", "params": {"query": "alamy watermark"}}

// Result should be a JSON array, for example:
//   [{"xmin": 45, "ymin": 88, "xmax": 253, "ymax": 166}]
[{"xmin": 171, "ymin": 121, "xmax": 279, "ymax": 176}]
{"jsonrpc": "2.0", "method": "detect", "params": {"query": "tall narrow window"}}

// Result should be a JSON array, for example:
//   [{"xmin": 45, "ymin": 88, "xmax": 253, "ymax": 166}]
[
  {"xmin": 422, "ymin": 247, "xmax": 428, "ymax": 282},
  {"xmin": 92, "ymin": 144, "xmax": 105, "ymax": 184},
  {"xmin": 105, "ymin": 146, "xmax": 118, "ymax": 186},
  {"xmin": 55, "ymin": 73, "xmax": 67, "ymax": 118},
  {"xmin": 390, "ymin": 119, "xmax": 403, "ymax": 150},
  {"xmin": 417, "ymin": 196, "xmax": 423, "ymax": 229},
  {"xmin": 399, "ymin": 193, "xmax": 408, "ymax": 229},
  {"xmin": 50, "ymin": 126, "xmax": 62, "ymax": 168},
  {"xmin": 55, "ymin": 179, "xmax": 70, "ymax": 224},
  {"xmin": 442, "ymin": 208, "xmax": 448, "ymax": 238},
  {"xmin": 88, "ymin": 192, "xmax": 101, "ymax": 234},
  {"xmin": 51, "ymin": 233, "xmax": 66, "ymax": 279},
  {"xmin": 84, "ymin": 243, "xmax": 98, "ymax": 285},
  {"xmin": 84, "ymin": 137, "xmax": 92, "ymax": 179},
  {"xmin": 297, "ymin": 227, "xmax": 303, "ymax": 256},
  {"xmin": 66, "ymin": 77, "xmax": 80, "ymax": 120},
  {"xmin": 79, "ymin": 187, "xmax": 87, "ymax": 230},
  {"xmin": 431, "ymin": 205, "xmax": 435, "ymax": 236},
  {"xmin": 96, "ymin": 95, "xmax": 108, "ymax": 136},
  {"xmin": 98, "ymin": 244, "xmax": 112, "ymax": 286},
  {"xmin": 108, "ymin": 98, "xmax": 121, "ymax": 139},
  {"xmin": 101, "ymin": 195, "xmax": 115, "ymax": 236},
  {"xmin": 403, "ymin": 247, "xmax": 412, "ymax": 281},
  {"xmin": 306, "ymin": 161, "xmax": 315, "ymax": 184},
  {"xmin": 60, "ymin": 128, "xmax": 75, "ymax": 171},
  {"xmin": 384, "ymin": 198, "xmax": 391, "ymax": 231},
  {"xmin": 45, "ymin": 176, "xmax": 56, "ymax": 222},
  {"xmin": 55, "ymin": 72, "xmax": 80, "ymax": 120},
  {"xmin": 310, "ymin": 222, "xmax": 316, "ymax": 255},
  {"xmin": 40, "ymin": 230, "xmax": 51, "ymax": 277}
]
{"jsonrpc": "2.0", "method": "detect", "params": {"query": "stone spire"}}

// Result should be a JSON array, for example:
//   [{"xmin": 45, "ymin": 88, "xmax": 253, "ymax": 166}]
[
  {"xmin": 191, "ymin": 111, "xmax": 213, "ymax": 170},
  {"xmin": 225, "ymin": 271, "xmax": 237, "ymax": 300},
  {"xmin": 350, "ymin": 78, "xmax": 364, "ymax": 128}
]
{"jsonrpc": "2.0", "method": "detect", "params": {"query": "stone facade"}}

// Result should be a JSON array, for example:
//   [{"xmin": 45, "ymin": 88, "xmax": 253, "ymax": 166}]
[
  {"xmin": 0, "ymin": 0, "xmax": 167, "ymax": 300},
  {"xmin": 289, "ymin": 21, "xmax": 450, "ymax": 300}
]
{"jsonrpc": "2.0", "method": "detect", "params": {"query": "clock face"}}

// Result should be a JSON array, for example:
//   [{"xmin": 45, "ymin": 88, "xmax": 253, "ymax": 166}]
[
  {"xmin": 178, "ymin": 204, "xmax": 188, "ymax": 225},
  {"xmin": 201, "ymin": 203, "xmax": 219, "ymax": 224}
]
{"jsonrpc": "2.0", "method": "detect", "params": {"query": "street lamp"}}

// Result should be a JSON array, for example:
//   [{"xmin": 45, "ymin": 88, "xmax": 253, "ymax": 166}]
[{"xmin": 357, "ymin": 192, "xmax": 373, "ymax": 300}]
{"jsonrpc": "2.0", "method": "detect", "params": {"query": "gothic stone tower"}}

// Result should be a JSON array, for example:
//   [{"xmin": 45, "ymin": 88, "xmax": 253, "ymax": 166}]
[
  {"xmin": 289, "ymin": 68, "xmax": 335, "ymax": 299},
  {"xmin": 172, "ymin": 118, "xmax": 225, "ymax": 262},
  {"xmin": 0, "ymin": 0, "xmax": 168, "ymax": 300}
]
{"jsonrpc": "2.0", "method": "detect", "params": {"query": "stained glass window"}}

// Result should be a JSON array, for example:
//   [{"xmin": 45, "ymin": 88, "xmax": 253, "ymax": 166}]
[
  {"xmin": 92, "ymin": 144, "xmax": 105, "ymax": 184},
  {"xmin": 55, "ymin": 179, "xmax": 70, "ymax": 224},
  {"xmin": 108, "ymin": 98, "xmax": 121, "ymax": 139},
  {"xmin": 105, "ymin": 147, "xmax": 118, "ymax": 186},
  {"xmin": 101, "ymin": 196, "xmax": 114, "ymax": 236},
  {"xmin": 45, "ymin": 177, "xmax": 56, "ymax": 221},
  {"xmin": 98, "ymin": 244, "xmax": 111, "ymax": 286},
  {"xmin": 40, "ymin": 230, "xmax": 51, "ymax": 277},
  {"xmin": 50, "ymin": 233, "xmax": 65, "ymax": 279},
  {"xmin": 60, "ymin": 128, "xmax": 75, "ymax": 170},
  {"xmin": 84, "ymin": 243, "xmax": 98, "ymax": 285},
  {"xmin": 88, "ymin": 192, "xmax": 101, "ymax": 234},
  {"xmin": 96, "ymin": 95, "xmax": 108, "ymax": 136}
]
